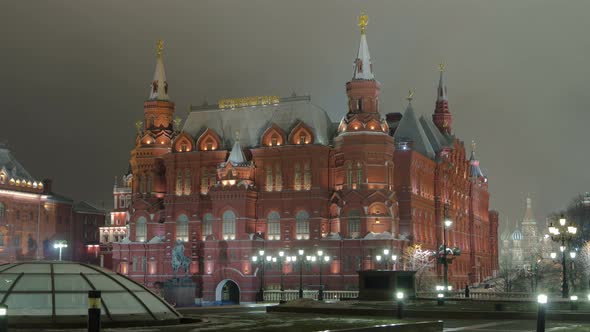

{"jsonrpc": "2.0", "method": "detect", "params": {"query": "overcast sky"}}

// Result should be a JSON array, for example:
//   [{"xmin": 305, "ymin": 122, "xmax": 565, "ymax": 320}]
[{"xmin": 1, "ymin": 0, "xmax": 589, "ymax": 228}]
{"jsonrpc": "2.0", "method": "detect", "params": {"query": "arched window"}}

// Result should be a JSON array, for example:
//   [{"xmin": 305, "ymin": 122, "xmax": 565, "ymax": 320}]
[
  {"xmin": 267, "ymin": 211, "xmax": 281, "ymax": 240},
  {"xmin": 176, "ymin": 214, "xmax": 189, "ymax": 242},
  {"xmin": 294, "ymin": 164, "xmax": 302, "ymax": 191},
  {"xmin": 347, "ymin": 210, "xmax": 361, "ymax": 239},
  {"xmin": 265, "ymin": 166, "xmax": 273, "ymax": 192},
  {"xmin": 346, "ymin": 163, "xmax": 353, "ymax": 187},
  {"xmin": 0, "ymin": 203, "xmax": 4, "ymax": 221},
  {"xmin": 201, "ymin": 168, "xmax": 209, "ymax": 194},
  {"xmin": 295, "ymin": 211, "xmax": 310, "ymax": 240},
  {"xmin": 183, "ymin": 169, "xmax": 191, "ymax": 195},
  {"xmin": 202, "ymin": 213, "xmax": 214, "ymax": 240},
  {"xmin": 176, "ymin": 170, "xmax": 183, "ymax": 196},
  {"xmin": 135, "ymin": 217, "xmax": 147, "ymax": 242},
  {"xmin": 303, "ymin": 162, "xmax": 311, "ymax": 190},
  {"xmin": 356, "ymin": 163, "xmax": 363, "ymax": 186},
  {"xmin": 275, "ymin": 164, "xmax": 282, "ymax": 192},
  {"xmin": 222, "ymin": 210, "xmax": 236, "ymax": 240}
]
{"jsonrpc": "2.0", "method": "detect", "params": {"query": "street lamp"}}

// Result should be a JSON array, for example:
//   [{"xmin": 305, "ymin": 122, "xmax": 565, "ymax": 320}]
[
  {"xmin": 375, "ymin": 248, "xmax": 398, "ymax": 270},
  {"xmin": 53, "ymin": 241, "xmax": 68, "ymax": 261},
  {"xmin": 251, "ymin": 250, "xmax": 267, "ymax": 302},
  {"xmin": 317, "ymin": 250, "xmax": 330, "ymax": 301},
  {"xmin": 443, "ymin": 203, "xmax": 453, "ymax": 293},
  {"xmin": 548, "ymin": 215, "xmax": 577, "ymax": 298},
  {"xmin": 278, "ymin": 251, "xmax": 285, "ymax": 301},
  {"xmin": 298, "ymin": 249, "xmax": 304, "ymax": 299},
  {"xmin": 537, "ymin": 294, "xmax": 547, "ymax": 332}
]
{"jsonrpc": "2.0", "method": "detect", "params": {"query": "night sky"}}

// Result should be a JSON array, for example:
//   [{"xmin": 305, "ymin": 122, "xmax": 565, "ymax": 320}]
[{"xmin": 2, "ymin": 1, "xmax": 590, "ymax": 229}]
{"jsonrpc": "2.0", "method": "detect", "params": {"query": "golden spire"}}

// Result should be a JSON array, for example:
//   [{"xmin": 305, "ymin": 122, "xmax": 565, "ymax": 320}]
[
  {"xmin": 135, "ymin": 120, "xmax": 143, "ymax": 133},
  {"xmin": 406, "ymin": 89, "xmax": 414, "ymax": 103},
  {"xmin": 358, "ymin": 12, "xmax": 369, "ymax": 34},
  {"xmin": 439, "ymin": 62, "xmax": 445, "ymax": 72},
  {"xmin": 156, "ymin": 39, "xmax": 164, "ymax": 58}
]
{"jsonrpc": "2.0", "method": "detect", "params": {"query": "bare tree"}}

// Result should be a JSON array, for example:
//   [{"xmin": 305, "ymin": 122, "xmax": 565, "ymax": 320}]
[
  {"xmin": 577, "ymin": 241, "xmax": 590, "ymax": 290},
  {"xmin": 404, "ymin": 244, "xmax": 435, "ymax": 291}
]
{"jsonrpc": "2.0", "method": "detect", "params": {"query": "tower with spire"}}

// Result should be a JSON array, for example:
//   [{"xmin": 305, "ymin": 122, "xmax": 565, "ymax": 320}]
[
  {"xmin": 333, "ymin": 12, "xmax": 396, "ymax": 239},
  {"xmin": 130, "ymin": 40, "xmax": 176, "ymax": 200},
  {"xmin": 339, "ymin": 12, "xmax": 387, "ymax": 132},
  {"xmin": 432, "ymin": 64, "xmax": 452, "ymax": 135}
]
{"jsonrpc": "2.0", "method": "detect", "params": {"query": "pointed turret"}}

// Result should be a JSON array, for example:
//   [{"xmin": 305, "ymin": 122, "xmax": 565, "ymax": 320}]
[
  {"xmin": 394, "ymin": 91, "xmax": 435, "ymax": 159},
  {"xmin": 227, "ymin": 132, "xmax": 247, "ymax": 165},
  {"xmin": 433, "ymin": 63, "xmax": 452, "ymax": 135},
  {"xmin": 352, "ymin": 12, "xmax": 374, "ymax": 80},
  {"xmin": 469, "ymin": 141, "xmax": 485, "ymax": 179},
  {"xmin": 523, "ymin": 196, "xmax": 535, "ymax": 223},
  {"xmin": 149, "ymin": 40, "xmax": 169, "ymax": 101},
  {"xmin": 340, "ymin": 12, "xmax": 382, "ymax": 130}
]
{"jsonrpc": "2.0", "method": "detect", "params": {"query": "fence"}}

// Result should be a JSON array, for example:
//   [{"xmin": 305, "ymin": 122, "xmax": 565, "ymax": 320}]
[
  {"xmin": 263, "ymin": 290, "xmax": 359, "ymax": 302},
  {"xmin": 416, "ymin": 291, "xmax": 534, "ymax": 301}
]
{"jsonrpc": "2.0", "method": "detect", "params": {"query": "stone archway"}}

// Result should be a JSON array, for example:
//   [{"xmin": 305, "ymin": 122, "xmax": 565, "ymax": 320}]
[{"xmin": 215, "ymin": 279, "xmax": 240, "ymax": 304}]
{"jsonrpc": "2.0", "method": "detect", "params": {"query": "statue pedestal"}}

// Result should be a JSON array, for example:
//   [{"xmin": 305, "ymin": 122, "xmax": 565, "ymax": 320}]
[{"xmin": 163, "ymin": 277, "xmax": 198, "ymax": 307}]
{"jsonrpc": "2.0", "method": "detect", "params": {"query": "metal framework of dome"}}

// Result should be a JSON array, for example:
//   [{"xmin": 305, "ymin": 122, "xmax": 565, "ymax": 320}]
[{"xmin": 0, "ymin": 261, "xmax": 181, "ymax": 327}]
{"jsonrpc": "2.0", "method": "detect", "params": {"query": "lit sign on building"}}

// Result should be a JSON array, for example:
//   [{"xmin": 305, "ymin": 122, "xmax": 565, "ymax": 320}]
[{"xmin": 218, "ymin": 96, "xmax": 280, "ymax": 109}]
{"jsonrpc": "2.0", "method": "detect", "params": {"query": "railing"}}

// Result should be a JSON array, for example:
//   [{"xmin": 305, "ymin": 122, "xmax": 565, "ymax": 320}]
[
  {"xmin": 263, "ymin": 290, "xmax": 359, "ymax": 302},
  {"xmin": 417, "ymin": 291, "xmax": 534, "ymax": 301}
]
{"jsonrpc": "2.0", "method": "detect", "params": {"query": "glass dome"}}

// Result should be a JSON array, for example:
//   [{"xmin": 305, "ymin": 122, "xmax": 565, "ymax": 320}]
[{"xmin": 0, "ymin": 262, "xmax": 181, "ymax": 327}]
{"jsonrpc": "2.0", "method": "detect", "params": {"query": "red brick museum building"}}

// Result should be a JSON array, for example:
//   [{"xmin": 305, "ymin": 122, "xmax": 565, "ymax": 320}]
[{"xmin": 110, "ymin": 18, "xmax": 499, "ymax": 303}]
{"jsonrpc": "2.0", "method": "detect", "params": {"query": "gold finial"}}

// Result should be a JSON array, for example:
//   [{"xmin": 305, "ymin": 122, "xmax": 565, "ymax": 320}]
[
  {"xmin": 173, "ymin": 117, "xmax": 182, "ymax": 130},
  {"xmin": 156, "ymin": 39, "xmax": 164, "ymax": 58},
  {"xmin": 235, "ymin": 130, "xmax": 240, "ymax": 141},
  {"xmin": 471, "ymin": 140, "xmax": 477, "ymax": 153},
  {"xmin": 406, "ymin": 89, "xmax": 414, "ymax": 102},
  {"xmin": 135, "ymin": 121, "xmax": 143, "ymax": 133},
  {"xmin": 439, "ymin": 62, "xmax": 445, "ymax": 72},
  {"xmin": 358, "ymin": 12, "xmax": 369, "ymax": 34}
]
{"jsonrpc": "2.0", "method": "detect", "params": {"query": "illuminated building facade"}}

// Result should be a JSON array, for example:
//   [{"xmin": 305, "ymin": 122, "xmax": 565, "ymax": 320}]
[
  {"xmin": 110, "ymin": 16, "xmax": 498, "ymax": 303},
  {"xmin": 0, "ymin": 145, "xmax": 106, "ymax": 263}
]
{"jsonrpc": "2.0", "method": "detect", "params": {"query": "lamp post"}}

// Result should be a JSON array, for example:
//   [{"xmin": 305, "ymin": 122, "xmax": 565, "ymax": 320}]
[
  {"xmin": 317, "ymin": 250, "xmax": 330, "ymax": 301},
  {"xmin": 443, "ymin": 204, "xmax": 453, "ymax": 293},
  {"xmin": 375, "ymin": 248, "xmax": 398, "ymax": 270},
  {"xmin": 537, "ymin": 294, "xmax": 547, "ymax": 332},
  {"xmin": 298, "ymin": 249, "xmax": 304, "ymax": 299},
  {"xmin": 548, "ymin": 215, "xmax": 577, "ymax": 298},
  {"xmin": 278, "ymin": 251, "xmax": 285, "ymax": 301},
  {"xmin": 570, "ymin": 251, "xmax": 577, "ymax": 293},
  {"xmin": 251, "ymin": 249, "xmax": 269, "ymax": 302},
  {"xmin": 53, "ymin": 240, "xmax": 68, "ymax": 261}
]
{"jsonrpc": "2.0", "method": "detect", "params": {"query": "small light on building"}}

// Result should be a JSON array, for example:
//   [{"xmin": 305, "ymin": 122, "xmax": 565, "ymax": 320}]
[{"xmin": 396, "ymin": 292, "xmax": 404, "ymax": 300}]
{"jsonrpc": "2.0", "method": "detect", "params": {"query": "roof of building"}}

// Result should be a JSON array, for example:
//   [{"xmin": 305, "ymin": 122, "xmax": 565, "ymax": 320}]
[
  {"xmin": 183, "ymin": 96, "xmax": 334, "ymax": 149},
  {"xmin": 394, "ymin": 103, "xmax": 436, "ymax": 159},
  {"xmin": 0, "ymin": 261, "xmax": 180, "ymax": 327},
  {"xmin": 419, "ymin": 115, "xmax": 451, "ymax": 152},
  {"xmin": 511, "ymin": 229, "xmax": 523, "ymax": 241},
  {"xmin": 0, "ymin": 145, "xmax": 37, "ymax": 182},
  {"xmin": 74, "ymin": 201, "xmax": 105, "ymax": 214}
]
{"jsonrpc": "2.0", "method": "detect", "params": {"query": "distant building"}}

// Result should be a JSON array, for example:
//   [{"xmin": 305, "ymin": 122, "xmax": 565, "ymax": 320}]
[
  {"xmin": 98, "ymin": 174, "xmax": 131, "ymax": 268},
  {"xmin": 500, "ymin": 197, "xmax": 542, "ymax": 267},
  {"xmin": 0, "ymin": 145, "xmax": 106, "ymax": 263},
  {"xmin": 109, "ymin": 16, "xmax": 499, "ymax": 303}
]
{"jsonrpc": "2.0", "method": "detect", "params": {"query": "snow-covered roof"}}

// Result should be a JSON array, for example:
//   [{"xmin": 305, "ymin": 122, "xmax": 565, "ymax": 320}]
[{"xmin": 183, "ymin": 96, "xmax": 334, "ymax": 149}]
